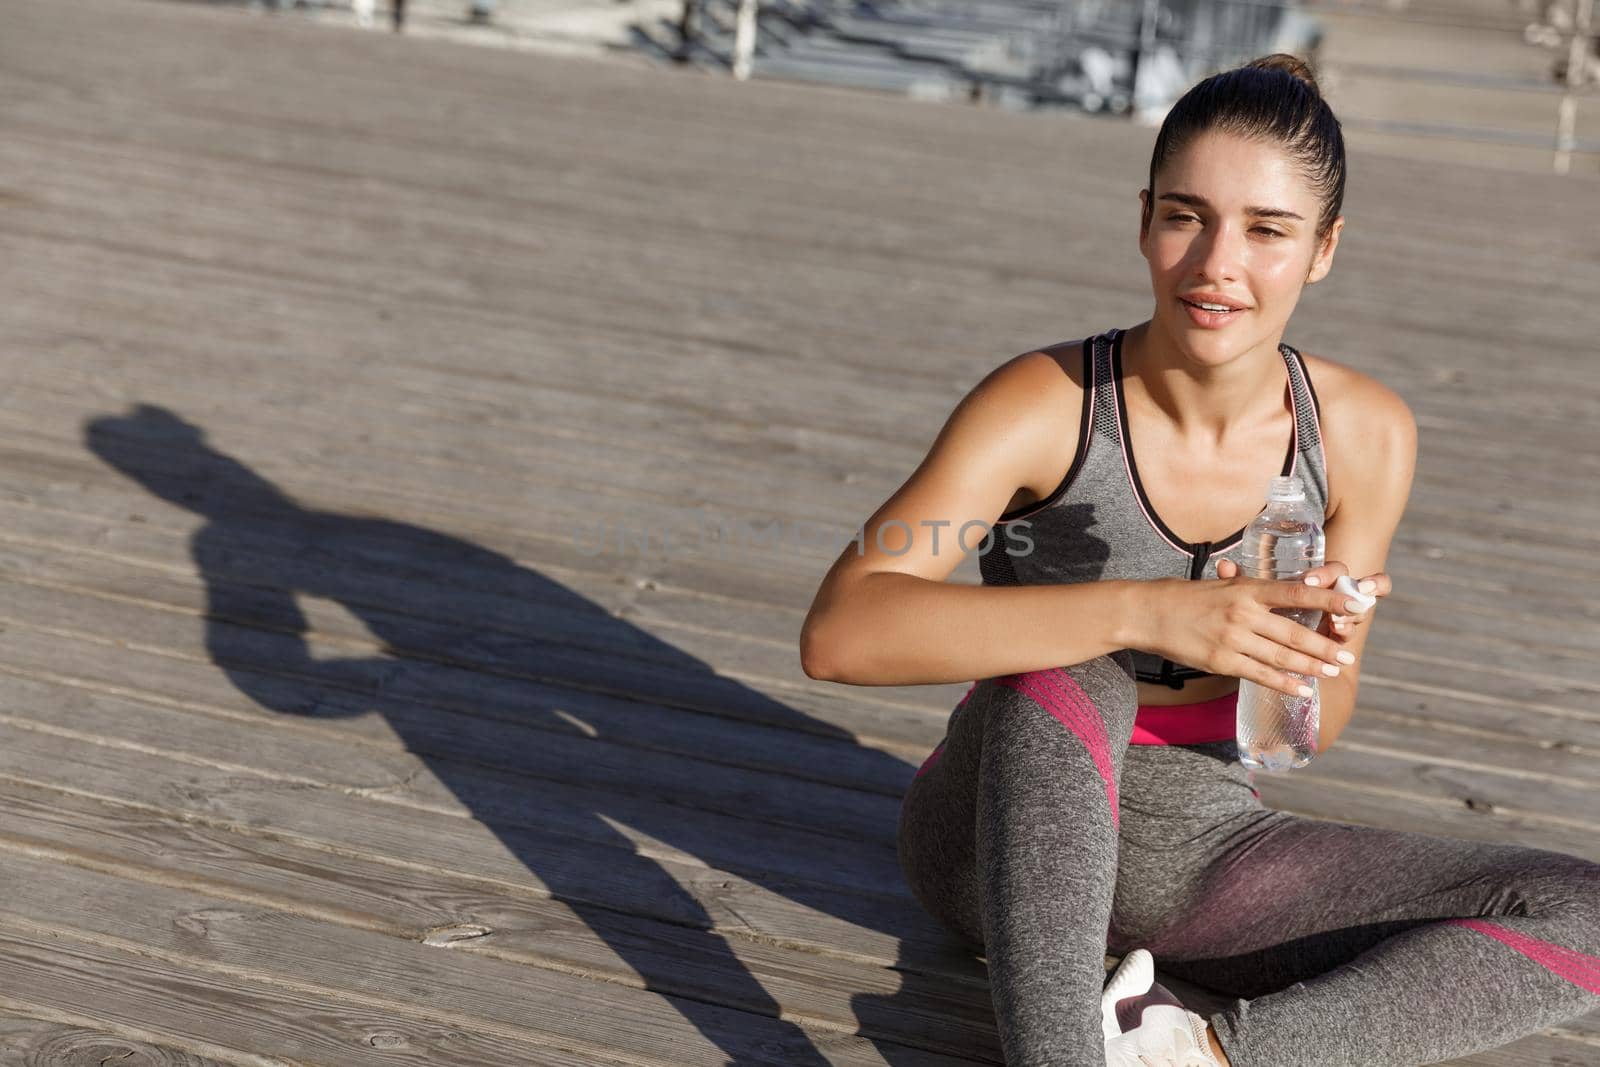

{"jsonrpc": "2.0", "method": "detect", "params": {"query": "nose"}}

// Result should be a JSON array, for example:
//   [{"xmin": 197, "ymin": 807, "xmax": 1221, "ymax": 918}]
[{"xmin": 1191, "ymin": 219, "xmax": 1245, "ymax": 285}]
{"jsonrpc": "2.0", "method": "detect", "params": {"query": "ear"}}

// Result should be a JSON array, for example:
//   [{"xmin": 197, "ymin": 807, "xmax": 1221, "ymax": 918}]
[
  {"xmin": 1138, "ymin": 189, "xmax": 1151, "ymax": 259},
  {"xmin": 1306, "ymin": 215, "xmax": 1344, "ymax": 285}
]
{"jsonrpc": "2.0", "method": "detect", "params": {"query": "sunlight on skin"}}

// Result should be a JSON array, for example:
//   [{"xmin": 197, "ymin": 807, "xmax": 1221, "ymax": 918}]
[
  {"xmin": 1208, "ymin": 1027, "xmax": 1233, "ymax": 1066},
  {"xmin": 1136, "ymin": 128, "xmax": 1342, "ymax": 399}
]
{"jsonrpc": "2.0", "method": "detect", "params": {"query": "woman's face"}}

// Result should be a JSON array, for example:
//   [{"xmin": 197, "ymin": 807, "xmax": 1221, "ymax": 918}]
[{"xmin": 1138, "ymin": 129, "xmax": 1341, "ymax": 363}]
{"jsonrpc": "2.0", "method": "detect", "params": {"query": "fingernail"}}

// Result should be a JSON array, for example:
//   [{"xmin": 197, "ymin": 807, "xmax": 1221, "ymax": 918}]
[
  {"xmin": 1337, "ymin": 650, "xmax": 1355, "ymax": 664},
  {"xmin": 1345, "ymin": 599, "xmax": 1367, "ymax": 613},
  {"xmin": 1358, "ymin": 579, "xmax": 1377, "ymax": 594},
  {"xmin": 1322, "ymin": 663, "xmax": 1340, "ymax": 677},
  {"xmin": 1303, "ymin": 575, "xmax": 1321, "ymax": 586},
  {"xmin": 1297, "ymin": 684, "xmax": 1314, "ymax": 697}
]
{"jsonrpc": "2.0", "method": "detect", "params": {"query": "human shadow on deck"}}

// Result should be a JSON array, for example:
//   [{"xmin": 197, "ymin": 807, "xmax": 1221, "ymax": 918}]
[{"xmin": 86, "ymin": 404, "xmax": 998, "ymax": 1066}]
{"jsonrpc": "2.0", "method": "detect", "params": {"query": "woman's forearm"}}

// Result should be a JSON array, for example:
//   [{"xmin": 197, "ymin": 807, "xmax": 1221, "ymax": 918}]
[
  {"xmin": 1314, "ymin": 662, "xmax": 1360, "ymax": 754},
  {"xmin": 801, "ymin": 571, "xmax": 1156, "ymax": 686}
]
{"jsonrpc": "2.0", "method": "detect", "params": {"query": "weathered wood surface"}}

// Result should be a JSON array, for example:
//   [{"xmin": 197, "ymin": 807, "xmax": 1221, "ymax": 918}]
[{"xmin": 0, "ymin": 0, "xmax": 1595, "ymax": 1063}]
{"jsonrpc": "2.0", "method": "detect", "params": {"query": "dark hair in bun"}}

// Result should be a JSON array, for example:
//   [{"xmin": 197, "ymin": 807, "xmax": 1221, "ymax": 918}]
[
  {"xmin": 1143, "ymin": 53, "xmax": 1345, "ymax": 243},
  {"xmin": 1246, "ymin": 52, "xmax": 1321, "ymax": 95}
]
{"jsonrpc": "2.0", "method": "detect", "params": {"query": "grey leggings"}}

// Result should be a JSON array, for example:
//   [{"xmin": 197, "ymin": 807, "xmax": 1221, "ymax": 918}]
[{"xmin": 896, "ymin": 652, "xmax": 1600, "ymax": 1066}]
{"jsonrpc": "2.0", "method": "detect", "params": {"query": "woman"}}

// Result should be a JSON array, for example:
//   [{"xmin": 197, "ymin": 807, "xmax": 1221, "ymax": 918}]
[{"xmin": 799, "ymin": 55, "xmax": 1600, "ymax": 1067}]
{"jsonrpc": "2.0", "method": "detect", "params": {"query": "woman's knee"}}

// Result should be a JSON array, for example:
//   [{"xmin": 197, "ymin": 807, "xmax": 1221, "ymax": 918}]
[
  {"xmin": 1517, "ymin": 853, "xmax": 1600, "ymax": 924},
  {"xmin": 982, "ymin": 652, "xmax": 1139, "ymax": 749}
]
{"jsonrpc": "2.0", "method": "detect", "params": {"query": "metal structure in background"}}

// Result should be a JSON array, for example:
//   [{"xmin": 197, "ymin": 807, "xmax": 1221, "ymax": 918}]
[
  {"xmin": 1061, "ymin": 0, "xmax": 1322, "ymax": 118},
  {"xmin": 665, "ymin": 0, "xmax": 1596, "ymax": 172},
  {"xmin": 1554, "ymin": 0, "xmax": 1596, "ymax": 172},
  {"xmin": 681, "ymin": 0, "xmax": 1319, "ymax": 103}
]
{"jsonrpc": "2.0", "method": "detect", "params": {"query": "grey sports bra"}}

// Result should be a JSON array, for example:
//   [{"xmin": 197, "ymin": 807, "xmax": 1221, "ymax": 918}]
[{"xmin": 978, "ymin": 326, "xmax": 1330, "ymax": 688}]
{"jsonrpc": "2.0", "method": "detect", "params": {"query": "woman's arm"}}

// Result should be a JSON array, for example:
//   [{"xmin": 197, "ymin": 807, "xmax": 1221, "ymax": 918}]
[
  {"xmin": 804, "ymin": 570, "xmax": 1149, "ymax": 686},
  {"xmin": 801, "ymin": 347, "xmax": 1367, "ymax": 692},
  {"xmin": 1301, "ymin": 374, "xmax": 1418, "ymax": 752},
  {"xmin": 800, "ymin": 347, "xmax": 1154, "ymax": 686}
]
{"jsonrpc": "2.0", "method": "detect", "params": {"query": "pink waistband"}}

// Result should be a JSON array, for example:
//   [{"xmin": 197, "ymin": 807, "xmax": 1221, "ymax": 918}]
[{"xmin": 1129, "ymin": 689, "xmax": 1239, "ymax": 746}]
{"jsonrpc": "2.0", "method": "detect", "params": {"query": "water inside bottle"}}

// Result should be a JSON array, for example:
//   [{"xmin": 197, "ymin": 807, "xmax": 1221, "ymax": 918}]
[
  {"xmin": 1236, "ymin": 680, "xmax": 1318, "ymax": 772},
  {"xmin": 1235, "ymin": 477, "xmax": 1325, "ymax": 772}
]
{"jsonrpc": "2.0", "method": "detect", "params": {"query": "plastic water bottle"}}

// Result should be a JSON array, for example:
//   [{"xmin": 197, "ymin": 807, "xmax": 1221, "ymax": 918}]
[{"xmin": 1234, "ymin": 475, "xmax": 1325, "ymax": 773}]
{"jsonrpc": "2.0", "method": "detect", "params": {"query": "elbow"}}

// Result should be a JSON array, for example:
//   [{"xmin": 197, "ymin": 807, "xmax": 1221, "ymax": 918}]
[
  {"xmin": 801, "ymin": 575, "xmax": 879, "ymax": 683},
  {"xmin": 800, "ymin": 617, "xmax": 845, "ymax": 682}
]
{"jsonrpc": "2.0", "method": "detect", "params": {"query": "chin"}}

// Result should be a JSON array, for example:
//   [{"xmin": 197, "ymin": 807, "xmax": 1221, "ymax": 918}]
[{"xmin": 1167, "ymin": 321, "xmax": 1254, "ymax": 363}]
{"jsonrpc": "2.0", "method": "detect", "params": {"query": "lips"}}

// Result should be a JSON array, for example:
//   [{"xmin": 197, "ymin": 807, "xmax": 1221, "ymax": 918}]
[
  {"xmin": 1180, "ymin": 293, "xmax": 1250, "ymax": 311},
  {"xmin": 1180, "ymin": 295, "xmax": 1248, "ymax": 328}
]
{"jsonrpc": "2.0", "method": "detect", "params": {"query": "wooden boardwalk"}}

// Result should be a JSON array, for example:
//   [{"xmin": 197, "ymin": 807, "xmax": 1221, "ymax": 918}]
[{"xmin": 0, "ymin": 0, "xmax": 1595, "ymax": 1062}]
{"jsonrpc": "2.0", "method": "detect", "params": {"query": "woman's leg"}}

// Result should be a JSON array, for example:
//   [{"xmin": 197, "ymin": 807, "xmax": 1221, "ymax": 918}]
[
  {"xmin": 898, "ymin": 651, "xmax": 1141, "ymax": 1064},
  {"xmin": 1137, "ymin": 811, "xmax": 1600, "ymax": 1066}
]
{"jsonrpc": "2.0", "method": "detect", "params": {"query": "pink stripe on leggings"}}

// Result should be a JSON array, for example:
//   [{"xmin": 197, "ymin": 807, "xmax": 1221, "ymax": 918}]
[
  {"xmin": 997, "ymin": 668, "xmax": 1120, "ymax": 830},
  {"xmin": 1445, "ymin": 918, "xmax": 1600, "ymax": 994},
  {"xmin": 1030, "ymin": 668, "xmax": 1112, "ymax": 764}
]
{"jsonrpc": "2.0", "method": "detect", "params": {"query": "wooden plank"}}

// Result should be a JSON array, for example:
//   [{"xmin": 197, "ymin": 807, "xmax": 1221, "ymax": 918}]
[
  {"xmin": 0, "ymin": 265, "xmax": 1593, "ymax": 502},
  {"xmin": 0, "ymin": 577, "xmax": 1593, "ymax": 874},
  {"xmin": 0, "ymin": 88, "xmax": 1593, "ymax": 371},
  {"xmin": 6, "ymin": 308, "xmax": 1587, "ymax": 531},
  {"xmin": 3, "ymin": 710, "xmax": 1587, "ymax": 1062},
  {"xmin": 0, "ymin": 1013, "xmax": 240, "ymax": 1067},
  {"xmin": 0, "ymin": 710, "xmax": 1593, "ymax": 1062},
  {"xmin": 0, "ymin": 321, "xmax": 1574, "ymax": 556},
  {"xmin": 0, "ymin": 108, "xmax": 1593, "ymax": 467},
  {"xmin": 2, "ymin": 261, "xmax": 1596, "ymax": 510},
  {"xmin": 0, "ymin": 719, "xmax": 961, "ymax": 988},
  {"xmin": 0, "ymin": 566, "xmax": 942, "ymax": 763},
  {"xmin": 0, "ymin": 776, "xmax": 999, "ymax": 1059},
  {"xmin": 4, "ymin": 478, "xmax": 1593, "ymax": 735},
  {"xmin": 0, "ymin": 516, "xmax": 1594, "ymax": 775},
  {"xmin": 0, "ymin": 140, "xmax": 1587, "ymax": 404},
  {"xmin": 2, "ymin": 347, "xmax": 1598, "ymax": 567},
  {"xmin": 0, "ymin": 412, "xmax": 1594, "ymax": 681},
  {"xmin": 0, "ymin": 489, "xmax": 1593, "ymax": 763},
  {"xmin": 0, "ymin": 647, "xmax": 913, "ymax": 900},
  {"xmin": 0, "ymin": 842, "xmax": 987, "ymax": 1067},
  {"xmin": 0, "ymin": 933, "xmax": 615, "ymax": 1066},
  {"xmin": 0, "ymin": 508, "xmax": 1593, "ymax": 825},
  {"xmin": 0, "ymin": 428, "xmax": 1587, "ymax": 671},
  {"xmin": 3, "ymin": 534, "xmax": 1598, "ymax": 815}
]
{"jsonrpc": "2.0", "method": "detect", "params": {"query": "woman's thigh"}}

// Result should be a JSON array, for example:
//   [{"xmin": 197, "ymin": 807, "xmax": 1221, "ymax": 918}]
[
  {"xmin": 1130, "ymin": 807, "xmax": 1600, "ymax": 999},
  {"xmin": 898, "ymin": 654, "xmax": 1142, "ymax": 951},
  {"xmin": 1110, "ymin": 740, "xmax": 1274, "ymax": 956}
]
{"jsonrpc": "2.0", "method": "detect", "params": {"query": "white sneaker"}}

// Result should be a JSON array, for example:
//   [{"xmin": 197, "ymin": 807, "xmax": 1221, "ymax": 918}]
[
  {"xmin": 1101, "ymin": 949, "xmax": 1156, "ymax": 1041},
  {"xmin": 1102, "ymin": 949, "xmax": 1222, "ymax": 1067}
]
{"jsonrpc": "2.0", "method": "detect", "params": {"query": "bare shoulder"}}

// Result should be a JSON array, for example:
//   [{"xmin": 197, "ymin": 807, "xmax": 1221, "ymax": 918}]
[
  {"xmin": 979, "ymin": 339, "xmax": 1089, "ymax": 510},
  {"xmin": 1298, "ymin": 351, "xmax": 1417, "ymax": 521},
  {"xmin": 989, "ymin": 338, "xmax": 1087, "ymax": 396}
]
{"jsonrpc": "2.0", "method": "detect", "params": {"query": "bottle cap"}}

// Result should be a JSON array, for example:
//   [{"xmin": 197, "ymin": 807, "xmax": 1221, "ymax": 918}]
[
  {"xmin": 1267, "ymin": 475, "xmax": 1305, "ymax": 501},
  {"xmin": 1332, "ymin": 574, "xmax": 1377, "ymax": 611}
]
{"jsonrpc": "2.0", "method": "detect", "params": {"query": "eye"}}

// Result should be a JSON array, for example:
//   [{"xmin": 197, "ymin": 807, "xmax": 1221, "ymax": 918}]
[
  {"xmin": 1253, "ymin": 227, "xmax": 1286, "ymax": 238},
  {"xmin": 1168, "ymin": 212, "xmax": 1200, "ymax": 224}
]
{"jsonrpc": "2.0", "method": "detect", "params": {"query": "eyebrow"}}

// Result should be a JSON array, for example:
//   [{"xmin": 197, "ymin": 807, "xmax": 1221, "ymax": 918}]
[{"xmin": 1157, "ymin": 191, "xmax": 1304, "ymax": 221}]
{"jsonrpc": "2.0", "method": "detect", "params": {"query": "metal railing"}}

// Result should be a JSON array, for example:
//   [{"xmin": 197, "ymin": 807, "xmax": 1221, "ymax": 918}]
[{"xmin": 674, "ymin": 0, "xmax": 1598, "ymax": 172}]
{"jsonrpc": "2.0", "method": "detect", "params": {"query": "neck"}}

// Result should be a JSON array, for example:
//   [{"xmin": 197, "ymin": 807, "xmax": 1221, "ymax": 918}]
[{"xmin": 1122, "ymin": 318, "xmax": 1288, "ymax": 446}]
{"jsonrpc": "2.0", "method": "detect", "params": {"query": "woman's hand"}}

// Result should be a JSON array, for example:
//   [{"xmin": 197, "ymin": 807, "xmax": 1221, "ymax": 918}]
[
  {"xmin": 1217, "ymin": 558, "xmax": 1390, "ymax": 639},
  {"xmin": 1138, "ymin": 563, "xmax": 1367, "ymax": 698}
]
